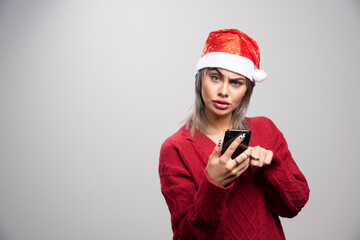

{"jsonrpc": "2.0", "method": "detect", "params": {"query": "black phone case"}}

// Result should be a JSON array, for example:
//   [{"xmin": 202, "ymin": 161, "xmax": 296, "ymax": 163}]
[{"xmin": 220, "ymin": 129, "xmax": 251, "ymax": 159}]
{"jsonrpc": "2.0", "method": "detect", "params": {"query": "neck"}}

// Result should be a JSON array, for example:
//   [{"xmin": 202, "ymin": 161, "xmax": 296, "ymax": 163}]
[{"xmin": 204, "ymin": 109, "xmax": 232, "ymax": 136}]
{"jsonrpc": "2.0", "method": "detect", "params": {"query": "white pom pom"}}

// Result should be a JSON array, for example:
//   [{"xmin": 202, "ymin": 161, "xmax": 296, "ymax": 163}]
[{"xmin": 253, "ymin": 69, "xmax": 267, "ymax": 82}]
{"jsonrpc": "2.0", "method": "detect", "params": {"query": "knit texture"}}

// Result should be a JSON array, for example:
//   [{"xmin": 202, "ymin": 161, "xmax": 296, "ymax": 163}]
[{"xmin": 159, "ymin": 116, "xmax": 310, "ymax": 240}]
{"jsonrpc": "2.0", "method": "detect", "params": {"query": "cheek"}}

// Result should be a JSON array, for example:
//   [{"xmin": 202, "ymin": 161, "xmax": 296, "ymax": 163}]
[
  {"xmin": 232, "ymin": 89, "xmax": 247, "ymax": 104},
  {"xmin": 201, "ymin": 81, "xmax": 213, "ymax": 100}
]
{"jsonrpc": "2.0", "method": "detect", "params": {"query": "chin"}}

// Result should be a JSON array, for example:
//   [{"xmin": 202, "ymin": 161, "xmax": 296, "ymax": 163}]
[{"xmin": 213, "ymin": 109, "xmax": 232, "ymax": 117}]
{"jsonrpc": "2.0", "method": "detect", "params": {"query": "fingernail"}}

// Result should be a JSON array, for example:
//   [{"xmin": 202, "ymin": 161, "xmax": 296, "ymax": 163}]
[
  {"xmin": 217, "ymin": 139, "xmax": 222, "ymax": 146},
  {"xmin": 239, "ymin": 133, "xmax": 246, "ymax": 139}
]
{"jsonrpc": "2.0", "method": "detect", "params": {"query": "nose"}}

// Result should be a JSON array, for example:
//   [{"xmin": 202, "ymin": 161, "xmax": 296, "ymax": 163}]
[{"xmin": 218, "ymin": 82, "xmax": 229, "ymax": 97}]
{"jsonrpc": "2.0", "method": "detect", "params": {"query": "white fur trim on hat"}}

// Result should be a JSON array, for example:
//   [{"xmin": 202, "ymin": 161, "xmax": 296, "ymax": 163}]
[
  {"xmin": 253, "ymin": 69, "xmax": 267, "ymax": 82},
  {"xmin": 195, "ymin": 52, "xmax": 255, "ymax": 81}
]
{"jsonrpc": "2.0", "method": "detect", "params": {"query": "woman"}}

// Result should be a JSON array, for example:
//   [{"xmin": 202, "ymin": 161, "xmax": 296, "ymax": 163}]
[{"xmin": 159, "ymin": 29, "xmax": 309, "ymax": 240}]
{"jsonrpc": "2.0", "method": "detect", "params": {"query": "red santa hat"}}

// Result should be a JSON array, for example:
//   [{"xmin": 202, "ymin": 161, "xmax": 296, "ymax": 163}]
[{"xmin": 195, "ymin": 29, "xmax": 267, "ymax": 83}]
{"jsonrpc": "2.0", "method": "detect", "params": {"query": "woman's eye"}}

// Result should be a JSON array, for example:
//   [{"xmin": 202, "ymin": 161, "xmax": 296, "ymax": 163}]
[
  {"xmin": 211, "ymin": 76, "xmax": 220, "ymax": 81},
  {"xmin": 231, "ymin": 80, "xmax": 243, "ymax": 86}
]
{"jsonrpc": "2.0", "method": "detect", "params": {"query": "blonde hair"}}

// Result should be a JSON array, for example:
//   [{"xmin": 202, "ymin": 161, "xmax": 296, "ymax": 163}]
[{"xmin": 185, "ymin": 68, "xmax": 254, "ymax": 136}]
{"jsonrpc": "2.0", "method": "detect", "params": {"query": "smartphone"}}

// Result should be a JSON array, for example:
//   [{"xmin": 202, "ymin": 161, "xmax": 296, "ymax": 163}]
[{"xmin": 220, "ymin": 129, "xmax": 252, "ymax": 159}]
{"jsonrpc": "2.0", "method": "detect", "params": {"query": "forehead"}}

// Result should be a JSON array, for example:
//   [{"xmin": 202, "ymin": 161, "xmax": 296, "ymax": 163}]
[{"xmin": 209, "ymin": 68, "xmax": 246, "ymax": 79}]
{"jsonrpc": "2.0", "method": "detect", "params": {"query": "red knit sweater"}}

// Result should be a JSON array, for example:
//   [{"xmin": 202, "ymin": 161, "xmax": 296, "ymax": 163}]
[{"xmin": 159, "ymin": 117, "xmax": 310, "ymax": 240}]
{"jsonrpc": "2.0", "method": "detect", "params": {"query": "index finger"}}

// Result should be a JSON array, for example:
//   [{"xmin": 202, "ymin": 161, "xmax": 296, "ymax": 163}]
[{"xmin": 221, "ymin": 135, "xmax": 244, "ymax": 160}]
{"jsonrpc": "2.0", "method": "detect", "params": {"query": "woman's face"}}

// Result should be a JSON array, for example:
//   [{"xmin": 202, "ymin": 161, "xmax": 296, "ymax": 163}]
[{"xmin": 201, "ymin": 68, "xmax": 248, "ymax": 119}]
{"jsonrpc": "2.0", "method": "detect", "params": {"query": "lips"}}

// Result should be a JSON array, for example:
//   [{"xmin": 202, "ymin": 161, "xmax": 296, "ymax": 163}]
[{"xmin": 213, "ymin": 100, "xmax": 230, "ymax": 110}]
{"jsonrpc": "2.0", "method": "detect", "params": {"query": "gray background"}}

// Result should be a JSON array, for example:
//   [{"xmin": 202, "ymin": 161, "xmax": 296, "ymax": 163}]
[{"xmin": 0, "ymin": 0, "xmax": 359, "ymax": 239}]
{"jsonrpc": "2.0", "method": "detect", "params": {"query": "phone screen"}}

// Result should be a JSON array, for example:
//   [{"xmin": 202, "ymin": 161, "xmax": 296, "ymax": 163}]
[{"xmin": 220, "ymin": 129, "xmax": 251, "ymax": 159}]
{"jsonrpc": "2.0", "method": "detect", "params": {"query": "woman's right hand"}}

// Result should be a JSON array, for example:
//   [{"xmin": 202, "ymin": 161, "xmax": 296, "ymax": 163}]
[{"xmin": 206, "ymin": 136, "xmax": 252, "ymax": 187}]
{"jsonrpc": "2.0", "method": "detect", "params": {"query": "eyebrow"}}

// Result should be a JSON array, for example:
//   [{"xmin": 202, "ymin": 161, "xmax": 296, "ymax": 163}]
[
  {"xmin": 208, "ymin": 68, "xmax": 246, "ymax": 81},
  {"xmin": 209, "ymin": 68, "xmax": 223, "ymax": 77}
]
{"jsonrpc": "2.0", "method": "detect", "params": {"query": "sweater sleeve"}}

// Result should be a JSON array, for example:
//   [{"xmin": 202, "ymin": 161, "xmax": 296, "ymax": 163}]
[
  {"xmin": 255, "ymin": 118, "xmax": 310, "ymax": 218},
  {"xmin": 159, "ymin": 139, "xmax": 232, "ymax": 239}
]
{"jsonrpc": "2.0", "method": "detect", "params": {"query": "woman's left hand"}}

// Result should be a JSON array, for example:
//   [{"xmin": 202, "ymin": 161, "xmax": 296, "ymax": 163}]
[{"xmin": 249, "ymin": 146, "xmax": 273, "ymax": 171}]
